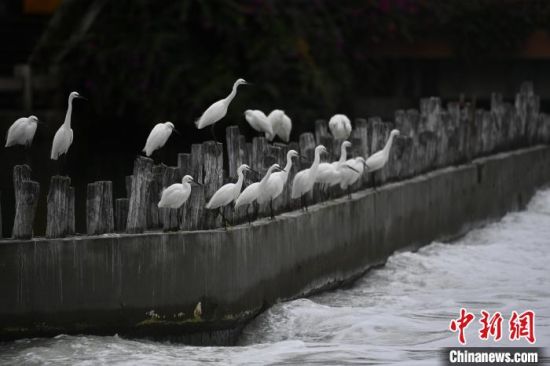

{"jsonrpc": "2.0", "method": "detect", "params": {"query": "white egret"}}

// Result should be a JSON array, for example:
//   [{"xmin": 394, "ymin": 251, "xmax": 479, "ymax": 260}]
[
  {"xmin": 158, "ymin": 175, "xmax": 200, "ymax": 224},
  {"xmin": 258, "ymin": 150, "xmax": 299, "ymax": 213},
  {"xmin": 5, "ymin": 115, "xmax": 40, "ymax": 148},
  {"xmin": 244, "ymin": 109, "xmax": 273, "ymax": 137},
  {"xmin": 329, "ymin": 114, "xmax": 352, "ymax": 140},
  {"xmin": 291, "ymin": 145, "xmax": 327, "ymax": 210},
  {"xmin": 339, "ymin": 157, "xmax": 367, "ymax": 198},
  {"xmin": 266, "ymin": 109, "xmax": 292, "ymax": 142},
  {"xmin": 206, "ymin": 164, "xmax": 252, "ymax": 227},
  {"xmin": 51, "ymin": 91, "xmax": 86, "ymax": 161},
  {"xmin": 235, "ymin": 163, "xmax": 282, "ymax": 221},
  {"xmin": 195, "ymin": 78, "xmax": 248, "ymax": 144},
  {"xmin": 158, "ymin": 175, "xmax": 198, "ymax": 209},
  {"xmin": 142, "ymin": 121, "xmax": 179, "ymax": 157},
  {"xmin": 365, "ymin": 129, "xmax": 400, "ymax": 188},
  {"xmin": 315, "ymin": 140, "xmax": 351, "ymax": 199}
]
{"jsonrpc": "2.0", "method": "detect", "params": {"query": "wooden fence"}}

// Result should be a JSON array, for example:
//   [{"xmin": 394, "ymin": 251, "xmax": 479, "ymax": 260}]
[{"xmin": 6, "ymin": 82, "xmax": 550, "ymax": 239}]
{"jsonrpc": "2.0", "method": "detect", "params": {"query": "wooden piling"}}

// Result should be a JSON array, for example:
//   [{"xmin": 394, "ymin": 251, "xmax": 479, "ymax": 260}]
[
  {"xmin": 314, "ymin": 119, "xmax": 328, "ymax": 145},
  {"xmin": 299, "ymin": 132, "xmax": 317, "ymax": 203},
  {"xmin": 46, "ymin": 175, "xmax": 72, "ymax": 238},
  {"xmin": 202, "ymin": 141, "xmax": 223, "ymax": 229},
  {"xmin": 352, "ymin": 118, "xmax": 369, "ymax": 188},
  {"xmin": 148, "ymin": 164, "xmax": 167, "ymax": 229},
  {"xmin": 125, "ymin": 175, "xmax": 133, "ymax": 199},
  {"xmin": 115, "ymin": 198, "xmax": 129, "ymax": 232},
  {"xmin": 86, "ymin": 181, "xmax": 114, "ymax": 235},
  {"xmin": 67, "ymin": 187, "xmax": 75, "ymax": 235},
  {"xmin": 12, "ymin": 180, "xmax": 40, "ymax": 239},
  {"xmin": 181, "ymin": 144, "xmax": 204, "ymax": 230},
  {"xmin": 126, "ymin": 156, "xmax": 153, "ymax": 234},
  {"xmin": 13, "ymin": 165, "xmax": 31, "ymax": 206},
  {"xmin": 161, "ymin": 167, "xmax": 181, "ymax": 231},
  {"xmin": 226, "ymin": 126, "xmax": 242, "ymax": 179}
]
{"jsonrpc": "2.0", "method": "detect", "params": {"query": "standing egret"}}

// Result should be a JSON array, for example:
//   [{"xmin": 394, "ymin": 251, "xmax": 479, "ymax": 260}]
[
  {"xmin": 142, "ymin": 121, "xmax": 179, "ymax": 157},
  {"xmin": 235, "ymin": 163, "xmax": 282, "ymax": 221},
  {"xmin": 206, "ymin": 164, "xmax": 252, "ymax": 227},
  {"xmin": 365, "ymin": 129, "xmax": 400, "ymax": 189},
  {"xmin": 266, "ymin": 109, "xmax": 292, "ymax": 142},
  {"xmin": 195, "ymin": 78, "xmax": 248, "ymax": 143},
  {"xmin": 291, "ymin": 145, "xmax": 327, "ymax": 210},
  {"xmin": 329, "ymin": 114, "xmax": 352, "ymax": 140},
  {"xmin": 5, "ymin": 115, "xmax": 40, "ymax": 148},
  {"xmin": 158, "ymin": 175, "xmax": 199, "ymax": 209},
  {"xmin": 258, "ymin": 150, "xmax": 299, "ymax": 217},
  {"xmin": 339, "ymin": 157, "xmax": 367, "ymax": 198},
  {"xmin": 315, "ymin": 140, "xmax": 351, "ymax": 199},
  {"xmin": 50, "ymin": 91, "xmax": 86, "ymax": 163},
  {"xmin": 244, "ymin": 109, "xmax": 273, "ymax": 137},
  {"xmin": 158, "ymin": 175, "xmax": 200, "ymax": 224}
]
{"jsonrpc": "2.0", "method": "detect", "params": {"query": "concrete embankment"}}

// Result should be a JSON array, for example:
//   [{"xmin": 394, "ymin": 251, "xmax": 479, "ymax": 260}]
[{"xmin": 0, "ymin": 145, "xmax": 549, "ymax": 344}]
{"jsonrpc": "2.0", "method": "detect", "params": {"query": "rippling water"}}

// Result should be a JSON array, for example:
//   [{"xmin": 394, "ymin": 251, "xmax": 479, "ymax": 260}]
[{"xmin": 2, "ymin": 189, "xmax": 550, "ymax": 365}]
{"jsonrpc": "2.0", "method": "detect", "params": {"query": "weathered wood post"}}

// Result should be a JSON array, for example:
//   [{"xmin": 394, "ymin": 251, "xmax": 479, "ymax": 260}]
[
  {"xmin": 115, "ymin": 198, "xmax": 129, "ymax": 232},
  {"xmin": 287, "ymin": 141, "xmax": 300, "ymax": 210},
  {"xmin": 314, "ymin": 119, "xmax": 328, "ymax": 145},
  {"xmin": 13, "ymin": 165, "xmax": 31, "ymax": 204},
  {"xmin": 126, "ymin": 156, "xmax": 153, "ymax": 233},
  {"xmin": 12, "ymin": 180, "xmax": 40, "ymax": 239},
  {"xmin": 148, "ymin": 164, "xmax": 167, "ymax": 229},
  {"xmin": 299, "ymin": 132, "xmax": 317, "ymax": 204},
  {"xmin": 67, "ymin": 187, "xmax": 75, "ymax": 235},
  {"xmin": 226, "ymin": 126, "xmax": 243, "ymax": 179},
  {"xmin": 202, "ymin": 141, "xmax": 223, "ymax": 229},
  {"xmin": 181, "ymin": 144, "xmax": 205, "ymax": 230},
  {"xmin": 160, "ymin": 166, "xmax": 181, "ymax": 231},
  {"xmin": 86, "ymin": 181, "xmax": 114, "ymax": 235},
  {"xmin": 260, "ymin": 144, "xmax": 284, "ymax": 216},
  {"xmin": 46, "ymin": 175, "xmax": 73, "ymax": 238},
  {"xmin": 352, "ymin": 118, "xmax": 369, "ymax": 188},
  {"xmin": 125, "ymin": 175, "xmax": 133, "ymax": 199},
  {"xmin": 272, "ymin": 142, "xmax": 289, "ymax": 214}
]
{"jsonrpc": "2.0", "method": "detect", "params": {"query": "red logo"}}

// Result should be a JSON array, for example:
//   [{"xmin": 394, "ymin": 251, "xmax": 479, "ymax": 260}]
[
  {"xmin": 449, "ymin": 309, "xmax": 536, "ymax": 345},
  {"xmin": 509, "ymin": 310, "xmax": 536, "ymax": 344},
  {"xmin": 449, "ymin": 308, "xmax": 475, "ymax": 345}
]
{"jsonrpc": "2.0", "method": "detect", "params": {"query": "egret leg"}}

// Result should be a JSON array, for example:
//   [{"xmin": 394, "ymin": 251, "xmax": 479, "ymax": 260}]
[
  {"xmin": 372, "ymin": 172, "xmax": 377, "ymax": 190},
  {"xmin": 347, "ymin": 187, "xmax": 352, "ymax": 200},
  {"xmin": 270, "ymin": 199, "xmax": 275, "ymax": 220}
]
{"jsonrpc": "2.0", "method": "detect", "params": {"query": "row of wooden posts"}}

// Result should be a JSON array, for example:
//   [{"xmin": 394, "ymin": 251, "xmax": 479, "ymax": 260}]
[{"xmin": 6, "ymin": 82, "xmax": 550, "ymax": 240}]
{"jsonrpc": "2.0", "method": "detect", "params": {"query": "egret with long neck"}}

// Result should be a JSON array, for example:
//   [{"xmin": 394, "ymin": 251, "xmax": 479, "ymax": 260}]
[
  {"xmin": 50, "ymin": 92, "xmax": 86, "ymax": 175},
  {"xmin": 292, "ymin": 145, "xmax": 327, "ymax": 210},
  {"xmin": 206, "ymin": 164, "xmax": 252, "ymax": 227},
  {"xmin": 195, "ymin": 78, "xmax": 248, "ymax": 146},
  {"xmin": 258, "ymin": 150, "xmax": 299, "ymax": 217},
  {"xmin": 365, "ymin": 129, "xmax": 400, "ymax": 189},
  {"xmin": 235, "ymin": 163, "xmax": 283, "ymax": 221}
]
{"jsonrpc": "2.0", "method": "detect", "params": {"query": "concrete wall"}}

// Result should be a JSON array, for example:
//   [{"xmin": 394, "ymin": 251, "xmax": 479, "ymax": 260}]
[{"xmin": 0, "ymin": 145, "xmax": 549, "ymax": 344}]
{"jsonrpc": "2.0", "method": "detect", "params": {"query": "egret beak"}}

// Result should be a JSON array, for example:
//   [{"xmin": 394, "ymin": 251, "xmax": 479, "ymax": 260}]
[
  {"xmin": 76, "ymin": 95, "xmax": 88, "ymax": 101},
  {"xmin": 274, "ymin": 166, "xmax": 285, "ymax": 172},
  {"xmin": 299, "ymin": 156, "xmax": 311, "ymax": 163},
  {"xmin": 192, "ymin": 180, "xmax": 203, "ymax": 187},
  {"xmin": 172, "ymin": 128, "xmax": 181, "ymax": 136},
  {"xmin": 244, "ymin": 81, "xmax": 252, "ymax": 86},
  {"xmin": 36, "ymin": 120, "xmax": 45, "ymax": 125},
  {"xmin": 345, "ymin": 165, "xmax": 360, "ymax": 173}
]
